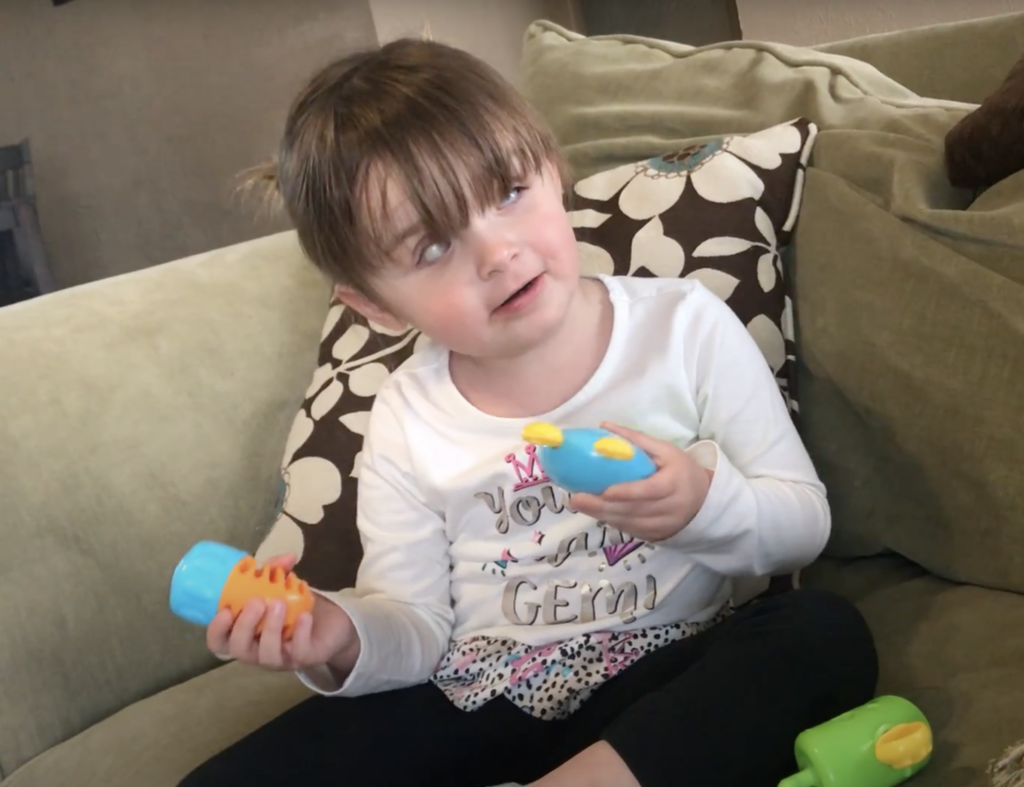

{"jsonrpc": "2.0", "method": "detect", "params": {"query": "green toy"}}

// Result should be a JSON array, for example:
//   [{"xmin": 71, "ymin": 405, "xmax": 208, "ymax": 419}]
[{"xmin": 779, "ymin": 696, "xmax": 933, "ymax": 787}]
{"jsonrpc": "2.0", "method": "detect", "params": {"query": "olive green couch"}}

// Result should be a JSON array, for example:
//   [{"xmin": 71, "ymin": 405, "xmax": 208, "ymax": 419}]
[{"xmin": 3, "ymin": 12, "xmax": 1024, "ymax": 787}]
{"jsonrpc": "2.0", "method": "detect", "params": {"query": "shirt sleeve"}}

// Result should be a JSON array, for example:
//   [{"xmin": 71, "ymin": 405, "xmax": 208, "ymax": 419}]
[
  {"xmin": 659, "ymin": 283, "xmax": 831, "ymax": 577},
  {"xmin": 297, "ymin": 391, "xmax": 454, "ymax": 697}
]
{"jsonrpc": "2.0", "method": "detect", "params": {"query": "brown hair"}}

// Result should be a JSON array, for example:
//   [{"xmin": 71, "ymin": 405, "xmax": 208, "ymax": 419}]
[{"xmin": 242, "ymin": 38, "xmax": 570, "ymax": 297}]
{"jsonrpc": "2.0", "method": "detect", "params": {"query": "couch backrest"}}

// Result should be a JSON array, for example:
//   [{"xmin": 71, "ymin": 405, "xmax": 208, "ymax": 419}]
[
  {"xmin": 0, "ymin": 231, "xmax": 327, "ymax": 776},
  {"xmin": 520, "ymin": 19, "xmax": 1024, "ymax": 594}
]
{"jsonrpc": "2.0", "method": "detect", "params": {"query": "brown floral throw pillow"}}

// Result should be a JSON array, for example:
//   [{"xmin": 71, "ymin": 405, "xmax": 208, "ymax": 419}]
[
  {"xmin": 255, "ymin": 117, "xmax": 818, "ymax": 595},
  {"xmin": 570, "ymin": 118, "xmax": 816, "ymax": 421}
]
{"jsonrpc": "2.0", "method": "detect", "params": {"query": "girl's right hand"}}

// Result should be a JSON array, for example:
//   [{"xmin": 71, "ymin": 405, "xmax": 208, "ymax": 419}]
[{"xmin": 205, "ymin": 554, "xmax": 358, "ymax": 673}]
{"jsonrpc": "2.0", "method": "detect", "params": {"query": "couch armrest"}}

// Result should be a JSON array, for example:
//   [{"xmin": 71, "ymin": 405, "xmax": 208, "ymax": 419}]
[
  {"xmin": 0, "ymin": 231, "xmax": 327, "ymax": 777},
  {"xmin": 816, "ymin": 11, "xmax": 1024, "ymax": 104}
]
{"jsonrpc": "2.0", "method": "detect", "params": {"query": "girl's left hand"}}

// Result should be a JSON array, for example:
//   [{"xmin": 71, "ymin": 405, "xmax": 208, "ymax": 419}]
[{"xmin": 570, "ymin": 422, "xmax": 714, "ymax": 542}]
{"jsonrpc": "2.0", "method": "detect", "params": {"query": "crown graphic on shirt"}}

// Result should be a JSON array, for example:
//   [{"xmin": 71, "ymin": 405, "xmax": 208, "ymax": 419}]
[{"xmin": 505, "ymin": 444, "xmax": 550, "ymax": 491}]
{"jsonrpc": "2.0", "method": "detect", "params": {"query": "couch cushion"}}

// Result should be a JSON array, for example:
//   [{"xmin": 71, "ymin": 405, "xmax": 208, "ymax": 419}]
[
  {"xmin": 0, "ymin": 230, "xmax": 328, "ymax": 776},
  {"xmin": 518, "ymin": 21, "xmax": 1024, "ymax": 594},
  {"xmin": 804, "ymin": 556, "xmax": 1024, "ymax": 787},
  {"xmin": 4, "ymin": 663, "xmax": 311, "ymax": 787},
  {"xmin": 791, "ymin": 160, "xmax": 1024, "ymax": 585},
  {"xmin": 816, "ymin": 11, "xmax": 1024, "ymax": 105},
  {"xmin": 519, "ymin": 21, "xmax": 972, "ymax": 183}
]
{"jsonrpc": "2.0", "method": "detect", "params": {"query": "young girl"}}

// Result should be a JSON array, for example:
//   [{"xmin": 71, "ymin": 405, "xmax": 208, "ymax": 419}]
[{"xmin": 180, "ymin": 37, "xmax": 877, "ymax": 787}]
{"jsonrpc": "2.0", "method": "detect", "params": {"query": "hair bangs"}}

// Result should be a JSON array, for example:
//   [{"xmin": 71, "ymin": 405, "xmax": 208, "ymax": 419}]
[{"xmin": 354, "ymin": 96, "xmax": 557, "ymax": 267}]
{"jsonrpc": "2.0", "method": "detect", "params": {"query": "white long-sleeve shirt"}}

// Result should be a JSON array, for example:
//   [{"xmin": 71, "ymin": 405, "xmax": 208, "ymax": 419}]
[{"xmin": 299, "ymin": 275, "xmax": 830, "ymax": 700}]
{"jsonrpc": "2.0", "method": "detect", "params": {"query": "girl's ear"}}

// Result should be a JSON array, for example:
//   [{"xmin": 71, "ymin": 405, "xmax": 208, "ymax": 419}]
[{"xmin": 333, "ymin": 284, "xmax": 407, "ymax": 332}]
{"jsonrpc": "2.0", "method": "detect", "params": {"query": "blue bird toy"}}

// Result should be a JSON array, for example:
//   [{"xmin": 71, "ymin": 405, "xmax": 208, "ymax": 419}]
[{"xmin": 522, "ymin": 422, "xmax": 656, "ymax": 495}]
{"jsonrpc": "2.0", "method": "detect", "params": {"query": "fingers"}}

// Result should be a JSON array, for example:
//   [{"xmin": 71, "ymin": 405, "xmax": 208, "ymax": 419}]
[
  {"xmin": 600, "ymin": 422, "xmax": 671, "ymax": 462},
  {"xmin": 226, "ymin": 598, "xmax": 265, "ymax": 662},
  {"xmin": 571, "ymin": 466, "xmax": 683, "ymax": 540},
  {"xmin": 571, "ymin": 490, "xmax": 616, "ymax": 520},
  {"xmin": 575, "ymin": 497, "xmax": 682, "ymax": 540},
  {"xmin": 256, "ymin": 601, "xmax": 289, "ymax": 668},
  {"xmin": 207, "ymin": 599, "xmax": 294, "ymax": 670},
  {"xmin": 264, "ymin": 553, "xmax": 298, "ymax": 573},
  {"xmin": 283, "ymin": 612, "xmax": 316, "ymax": 667},
  {"xmin": 572, "ymin": 468, "xmax": 674, "ymax": 517},
  {"xmin": 601, "ymin": 471, "xmax": 677, "ymax": 503},
  {"xmin": 575, "ymin": 490, "xmax": 676, "ymax": 523},
  {"xmin": 206, "ymin": 608, "xmax": 236, "ymax": 657}
]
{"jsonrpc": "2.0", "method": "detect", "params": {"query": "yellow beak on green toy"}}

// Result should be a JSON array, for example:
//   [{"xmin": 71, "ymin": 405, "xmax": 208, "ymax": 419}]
[{"xmin": 874, "ymin": 722, "xmax": 932, "ymax": 769}]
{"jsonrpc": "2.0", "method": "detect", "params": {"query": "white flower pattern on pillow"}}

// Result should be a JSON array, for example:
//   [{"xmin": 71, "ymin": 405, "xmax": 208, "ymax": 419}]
[
  {"xmin": 568, "ymin": 118, "xmax": 816, "ymax": 422},
  {"xmin": 574, "ymin": 122, "xmax": 803, "ymax": 218},
  {"xmin": 258, "ymin": 309, "xmax": 425, "ymax": 576}
]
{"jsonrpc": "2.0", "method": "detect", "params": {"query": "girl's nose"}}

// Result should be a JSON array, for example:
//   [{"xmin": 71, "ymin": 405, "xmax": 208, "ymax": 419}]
[{"xmin": 473, "ymin": 232, "xmax": 518, "ymax": 278}]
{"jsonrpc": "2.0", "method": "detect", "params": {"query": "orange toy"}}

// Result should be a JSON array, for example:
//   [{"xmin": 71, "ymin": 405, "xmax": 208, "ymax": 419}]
[
  {"xmin": 169, "ymin": 541, "xmax": 314, "ymax": 640},
  {"xmin": 222, "ymin": 555, "xmax": 314, "ymax": 637}
]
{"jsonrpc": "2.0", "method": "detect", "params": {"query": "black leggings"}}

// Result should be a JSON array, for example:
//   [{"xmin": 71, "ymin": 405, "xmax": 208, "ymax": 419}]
[{"xmin": 179, "ymin": 589, "xmax": 877, "ymax": 787}]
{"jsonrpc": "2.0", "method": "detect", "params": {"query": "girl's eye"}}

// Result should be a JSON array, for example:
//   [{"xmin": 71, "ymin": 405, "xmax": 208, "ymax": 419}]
[
  {"xmin": 418, "ymin": 240, "xmax": 450, "ymax": 266},
  {"xmin": 499, "ymin": 186, "xmax": 525, "ymax": 207}
]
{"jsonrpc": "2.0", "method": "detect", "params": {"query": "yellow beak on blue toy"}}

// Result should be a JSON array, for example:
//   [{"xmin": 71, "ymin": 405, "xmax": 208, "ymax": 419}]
[
  {"xmin": 521, "ymin": 422, "xmax": 654, "ymax": 495},
  {"xmin": 521, "ymin": 422, "xmax": 635, "ymax": 460},
  {"xmin": 521, "ymin": 422, "xmax": 564, "ymax": 448}
]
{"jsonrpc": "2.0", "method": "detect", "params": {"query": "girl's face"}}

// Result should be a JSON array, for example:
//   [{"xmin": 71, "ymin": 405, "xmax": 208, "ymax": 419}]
[{"xmin": 339, "ymin": 161, "xmax": 582, "ymax": 363}]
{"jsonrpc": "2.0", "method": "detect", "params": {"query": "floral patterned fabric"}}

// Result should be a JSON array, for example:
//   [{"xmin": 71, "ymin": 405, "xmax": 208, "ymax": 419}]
[
  {"xmin": 431, "ymin": 602, "xmax": 734, "ymax": 720},
  {"xmin": 569, "ymin": 119, "xmax": 815, "ymax": 419},
  {"xmin": 255, "ymin": 118, "xmax": 818, "ymax": 595}
]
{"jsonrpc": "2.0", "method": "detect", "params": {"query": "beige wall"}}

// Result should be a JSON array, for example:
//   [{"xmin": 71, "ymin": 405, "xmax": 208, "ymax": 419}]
[
  {"xmin": 738, "ymin": 0, "xmax": 1024, "ymax": 46},
  {"xmin": 0, "ymin": 0, "xmax": 377, "ymax": 289},
  {"xmin": 0, "ymin": 0, "xmax": 580, "ymax": 289},
  {"xmin": 369, "ymin": 0, "xmax": 580, "ymax": 86}
]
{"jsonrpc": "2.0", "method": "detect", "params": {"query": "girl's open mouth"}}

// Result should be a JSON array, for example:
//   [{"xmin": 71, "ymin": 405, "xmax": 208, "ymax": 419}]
[{"xmin": 497, "ymin": 276, "xmax": 541, "ymax": 312}]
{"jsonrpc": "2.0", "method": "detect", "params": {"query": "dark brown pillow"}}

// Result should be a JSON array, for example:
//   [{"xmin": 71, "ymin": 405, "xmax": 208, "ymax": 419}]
[
  {"xmin": 256, "ymin": 118, "xmax": 818, "ymax": 593},
  {"xmin": 945, "ymin": 50, "xmax": 1024, "ymax": 190}
]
